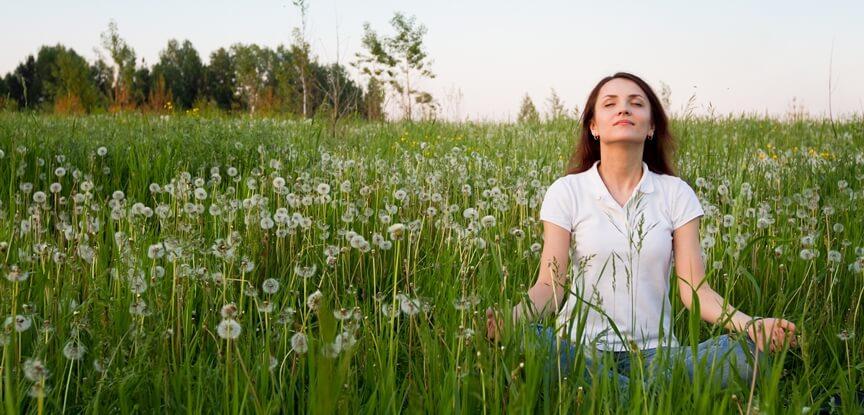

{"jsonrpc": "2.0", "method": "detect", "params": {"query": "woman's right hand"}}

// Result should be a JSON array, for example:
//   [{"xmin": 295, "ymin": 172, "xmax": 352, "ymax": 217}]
[{"xmin": 486, "ymin": 307, "xmax": 503, "ymax": 342}]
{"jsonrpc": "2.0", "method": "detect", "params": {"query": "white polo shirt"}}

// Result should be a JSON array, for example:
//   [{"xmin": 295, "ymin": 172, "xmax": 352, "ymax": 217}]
[{"xmin": 539, "ymin": 160, "xmax": 704, "ymax": 351}]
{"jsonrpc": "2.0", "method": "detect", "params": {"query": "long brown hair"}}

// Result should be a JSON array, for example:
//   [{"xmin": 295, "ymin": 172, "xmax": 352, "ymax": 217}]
[{"xmin": 565, "ymin": 72, "xmax": 676, "ymax": 176}]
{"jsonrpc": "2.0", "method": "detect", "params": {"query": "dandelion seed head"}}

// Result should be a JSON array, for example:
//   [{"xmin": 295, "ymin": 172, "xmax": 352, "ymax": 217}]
[
  {"xmin": 480, "ymin": 215, "xmax": 496, "ymax": 228},
  {"xmin": 291, "ymin": 332, "xmax": 309, "ymax": 354},
  {"xmin": 4, "ymin": 265, "xmax": 29, "ymax": 282},
  {"xmin": 334, "ymin": 308, "xmax": 352, "ymax": 321},
  {"xmin": 462, "ymin": 207, "xmax": 479, "ymax": 220},
  {"xmin": 262, "ymin": 278, "xmax": 280, "ymax": 294},
  {"xmin": 400, "ymin": 297, "xmax": 422, "ymax": 316},
  {"xmin": 63, "ymin": 340, "xmax": 87, "ymax": 360},
  {"xmin": 23, "ymin": 358, "xmax": 49, "ymax": 382},
  {"xmin": 837, "ymin": 330, "xmax": 854, "ymax": 341},
  {"xmin": 129, "ymin": 300, "xmax": 150, "ymax": 316},
  {"xmin": 388, "ymin": 223, "xmax": 405, "ymax": 240},
  {"xmin": 220, "ymin": 303, "xmax": 239, "ymax": 319},
  {"xmin": 28, "ymin": 383, "xmax": 47, "ymax": 399},
  {"xmin": 217, "ymin": 319, "xmax": 242, "ymax": 340},
  {"xmin": 335, "ymin": 331, "xmax": 357, "ymax": 350},
  {"xmin": 306, "ymin": 290, "xmax": 324, "ymax": 311}
]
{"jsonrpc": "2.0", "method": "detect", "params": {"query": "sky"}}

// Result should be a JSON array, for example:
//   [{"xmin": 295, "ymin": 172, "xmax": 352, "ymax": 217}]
[{"xmin": 3, "ymin": 0, "xmax": 863, "ymax": 121}]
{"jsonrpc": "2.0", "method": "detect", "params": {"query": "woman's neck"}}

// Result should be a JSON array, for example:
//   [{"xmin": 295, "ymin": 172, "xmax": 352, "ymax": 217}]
[{"xmin": 597, "ymin": 146, "xmax": 644, "ymax": 194}]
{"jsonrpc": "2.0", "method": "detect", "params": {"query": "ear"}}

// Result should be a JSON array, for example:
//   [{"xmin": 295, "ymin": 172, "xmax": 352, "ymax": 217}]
[{"xmin": 589, "ymin": 120, "xmax": 596, "ymax": 135}]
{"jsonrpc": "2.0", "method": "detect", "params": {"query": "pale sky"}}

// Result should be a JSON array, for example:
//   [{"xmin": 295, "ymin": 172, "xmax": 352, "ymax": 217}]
[{"xmin": 3, "ymin": 0, "xmax": 863, "ymax": 121}]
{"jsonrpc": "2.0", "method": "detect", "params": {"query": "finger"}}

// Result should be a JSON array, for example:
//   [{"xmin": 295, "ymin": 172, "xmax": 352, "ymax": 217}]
[
  {"xmin": 771, "ymin": 332, "xmax": 781, "ymax": 352},
  {"xmin": 776, "ymin": 319, "xmax": 796, "ymax": 333}
]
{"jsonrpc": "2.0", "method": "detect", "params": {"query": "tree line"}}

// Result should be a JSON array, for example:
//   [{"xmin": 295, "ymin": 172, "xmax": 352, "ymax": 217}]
[{"xmin": 0, "ymin": 10, "xmax": 438, "ymax": 122}]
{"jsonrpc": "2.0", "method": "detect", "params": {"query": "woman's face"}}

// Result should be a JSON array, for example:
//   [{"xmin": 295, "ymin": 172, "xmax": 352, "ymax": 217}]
[{"xmin": 590, "ymin": 78, "xmax": 654, "ymax": 144}]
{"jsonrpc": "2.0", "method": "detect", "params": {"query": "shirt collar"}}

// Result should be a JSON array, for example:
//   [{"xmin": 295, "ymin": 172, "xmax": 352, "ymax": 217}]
[{"xmin": 587, "ymin": 160, "xmax": 655, "ymax": 200}]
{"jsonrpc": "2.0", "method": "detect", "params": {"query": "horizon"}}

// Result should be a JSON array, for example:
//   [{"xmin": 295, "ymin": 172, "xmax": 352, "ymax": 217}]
[{"xmin": 3, "ymin": 0, "xmax": 863, "ymax": 121}]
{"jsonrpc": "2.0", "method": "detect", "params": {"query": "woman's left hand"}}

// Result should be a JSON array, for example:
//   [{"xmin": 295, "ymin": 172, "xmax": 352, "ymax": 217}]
[{"xmin": 747, "ymin": 317, "xmax": 798, "ymax": 353}]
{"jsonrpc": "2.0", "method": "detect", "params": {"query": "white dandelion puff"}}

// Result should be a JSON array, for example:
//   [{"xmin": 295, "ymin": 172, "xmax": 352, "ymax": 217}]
[
  {"xmin": 32, "ymin": 191, "xmax": 47, "ymax": 204},
  {"xmin": 306, "ymin": 290, "xmax": 324, "ymax": 311},
  {"xmin": 333, "ymin": 308, "xmax": 353, "ymax": 321},
  {"xmin": 388, "ymin": 223, "xmax": 406, "ymax": 240},
  {"xmin": 63, "ymin": 340, "xmax": 87, "ymax": 360},
  {"xmin": 291, "ymin": 332, "xmax": 309, "ymax": 354},
  {"xmin": 23, "ymin": 358, "xmax": 49, "ymax": 382},
  {"xmin": 257, "ymin": 300, "xmax": 274, "ymax": 313},
  {"xmin": 334, "ymin": 331, "xmax": 357, "ymax": 350},
  {"xmin": 480, "ymin": 215, "xmax": 496, "ymax": 228},
  {"xmin": 262, "ymin": 278, "xmax": 280, "ymax": 294},
  {"xmin": 221, "ymin": 303, "xmax": 239, "ymax": 319},
  {"xmin": 5, "ymin": 265, "xmax": 29, "ymax": 282},
  {"xmin": 400, "ymin": 297, "xmax": 422, "ymax": 316},
  {"xmin": 462, "ymin": 207, "xmax": 479, "ymax": 220},
  {"xmin": 217, "ymin": 319, "xmax": 242, "ymax": 340}
]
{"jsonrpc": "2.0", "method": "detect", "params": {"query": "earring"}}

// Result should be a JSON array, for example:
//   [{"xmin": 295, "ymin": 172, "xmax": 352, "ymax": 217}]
[
  {"xmin": 647, "ymin": 134, "xmax": 653, "ymax": 141},
  {"xmin": 593, "ymin": 134, "xmax": 600, "ymax": 141}
]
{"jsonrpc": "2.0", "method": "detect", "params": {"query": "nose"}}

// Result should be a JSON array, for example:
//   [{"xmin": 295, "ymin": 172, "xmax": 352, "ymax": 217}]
[{"xmin": 618, "ymin": 106, "xmax": 631, "ymax": 115}]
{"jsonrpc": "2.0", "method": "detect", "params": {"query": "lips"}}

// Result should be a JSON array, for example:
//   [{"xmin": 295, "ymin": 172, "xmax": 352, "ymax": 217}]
[{"xmin": 614, "ymin": 120, "xmax": 634, "ymax": 126}]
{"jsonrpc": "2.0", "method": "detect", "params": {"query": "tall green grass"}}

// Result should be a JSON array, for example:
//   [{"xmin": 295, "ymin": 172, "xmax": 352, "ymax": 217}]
[{"xmin": 0, "ymin": 113, "xmax": 861, "ymax": 413}]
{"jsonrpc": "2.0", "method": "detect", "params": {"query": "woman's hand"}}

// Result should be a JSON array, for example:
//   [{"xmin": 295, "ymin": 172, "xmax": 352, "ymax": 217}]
[
  {"xmin": 747, "ymin": 317, "xmax": 798, "ymax": 352},
  {"xmin": 486, "ymin": 307, "xmax": 503, "ymax": 342}
]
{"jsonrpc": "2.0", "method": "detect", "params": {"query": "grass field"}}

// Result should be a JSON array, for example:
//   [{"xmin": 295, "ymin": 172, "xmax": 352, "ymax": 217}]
[{"xmin": 0, "ymin": 113, "xmax": 862, "ymax": 413}]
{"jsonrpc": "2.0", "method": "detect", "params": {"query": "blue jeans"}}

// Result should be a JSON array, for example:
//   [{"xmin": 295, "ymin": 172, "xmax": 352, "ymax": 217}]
[{"xmin": 533, "ymin": 324, "xmax": 765, "ymax": 393}]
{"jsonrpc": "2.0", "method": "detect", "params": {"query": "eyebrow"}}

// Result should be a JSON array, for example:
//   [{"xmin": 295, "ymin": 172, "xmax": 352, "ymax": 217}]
[{"xmin": 602, "ymin": 94, "xmax": 645, "ymax": 99}]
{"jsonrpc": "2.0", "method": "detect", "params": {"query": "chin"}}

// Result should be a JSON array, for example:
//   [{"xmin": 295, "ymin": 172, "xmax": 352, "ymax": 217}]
[{"xmin": 602, "ymin": 135, "xmax": 646, "ymax": 144}]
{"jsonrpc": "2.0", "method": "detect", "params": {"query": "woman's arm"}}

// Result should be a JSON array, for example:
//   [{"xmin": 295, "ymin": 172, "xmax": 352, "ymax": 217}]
[
  {"xmin": 487, "ymin": 221, "xmax": 571, "ymax": 341},
  {"xmin": 673, "ymin": 217, "xmax": 797, "ymax": 352}
]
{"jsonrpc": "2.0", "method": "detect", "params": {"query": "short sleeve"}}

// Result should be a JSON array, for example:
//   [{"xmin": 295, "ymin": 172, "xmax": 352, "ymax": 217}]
[
  {"xmin": 671, "ymin": 178, "xmax": 704, "ymax": 230},
  {"xmin": 539, "ymin": 177, "xmax": 576, "ymax": 232}
]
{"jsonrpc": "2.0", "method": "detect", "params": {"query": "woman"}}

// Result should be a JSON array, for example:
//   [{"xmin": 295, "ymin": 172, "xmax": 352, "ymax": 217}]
[{"xmin": 486, "ymin": 72, "xmax": 798, "ymax": 391}]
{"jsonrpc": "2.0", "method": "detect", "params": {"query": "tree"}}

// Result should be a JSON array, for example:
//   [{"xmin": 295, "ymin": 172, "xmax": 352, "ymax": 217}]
[
  {"xmin": 148, "ymin": 74, "xmax": 172, "ymax": 112},
  {"xmin": 230, "ymin": 44, "xmax": 276, "ymax": 114},
  {"xmin": 89, "ymin": 58, "xmax": 114, "ymax": 107},
  {"xmin": 355, "ymin": 12, "xmax": 435, "ymax": 121},
  {"xmin": 364, "ymin": 77, "xmax": 385, "ymax": 121},
  {"xmin": 517, "ymin": 93, "xmax": 539, "ymax": 123},
  {"xmin": 33, "ymin": 46, "xmax": 65, "ymax": 108},
  {"xmin": 545, "ymin": 88, "xmax": 567, "ymax": 121},
  {"xmin": 100, "ymin": 20, "xmax": 137, "ymax": 110},
  {"xmin": 50, "ymin": 46, "xmax": 102, "ymax": 112},
  {"xmin": 6, "ymin": 55, "xmax": 38, "ymax": 109},
  {"xmin": 204, "ymin": 47, "xmax": 236, "ymax": 111},
  {"xmin": 131, "ymin": 63, "xmax": 152, "ymax": 108},
  {"xmin": 153, "ymin": 39, "xmax": 204, "ymax": 109},
  {"xmin": 316, "ymin": 63, "xmax": 364, "ymax": 126}
]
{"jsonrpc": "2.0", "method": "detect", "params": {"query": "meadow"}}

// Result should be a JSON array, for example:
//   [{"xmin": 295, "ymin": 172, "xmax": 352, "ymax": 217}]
[{"xmin": 0, "ymin": 113, "xmax": 861, "ymax": 414}]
